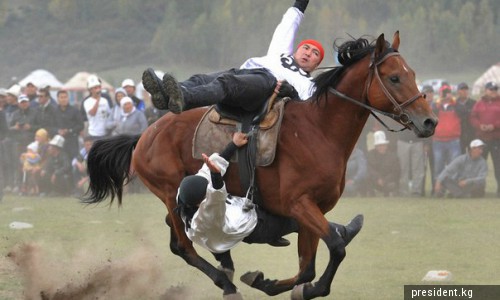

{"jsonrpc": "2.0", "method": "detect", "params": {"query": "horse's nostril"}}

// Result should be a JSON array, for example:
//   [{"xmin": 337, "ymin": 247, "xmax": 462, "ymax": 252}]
[{"xmin": 424, "ymin": 118, "xmax": 438, "ymax": 130}]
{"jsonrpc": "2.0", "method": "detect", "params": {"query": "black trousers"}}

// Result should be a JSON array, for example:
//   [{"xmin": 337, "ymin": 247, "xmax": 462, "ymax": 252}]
[
  {"xmin": 181, "ymin": 68, "xmax": 277, "ymax": 112},
  {"xmin": 243, "ymin": 205, "xmax": 298, "ymax": 244}
]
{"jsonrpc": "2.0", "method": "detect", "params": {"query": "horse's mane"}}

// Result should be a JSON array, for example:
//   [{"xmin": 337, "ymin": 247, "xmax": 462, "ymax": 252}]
[{"xmin": 312, "ymin": 36, "xmax": 379, "ymax": 102}]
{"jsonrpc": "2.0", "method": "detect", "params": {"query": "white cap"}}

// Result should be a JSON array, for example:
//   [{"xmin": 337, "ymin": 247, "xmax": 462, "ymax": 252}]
[
  {"xmin": 18, "ymin": 94, "xmax": 29, "ymax": 103},
  {"xmin": 7, "ymin": 84, "xmax": 21, "ymax": 97},
  {"xmin": 87, "ymin": 74, "xmax": 102, "ymax": 89},
  {"xmin": 120, "ymin": 96, "xmax": 134, "ymax": 108},
  {"xmin": 470, "ymin": 139, "xmax": 485, "ymax": 148},
  {"xmin": 121, "ymin": 78, "xmax": 135, "ymax": 88},
  {"xmin": 49, "ymin": 135, "xmax": 65, "ymax": 148},
  {"xmin": 0, "ymin": 88, "xmax": 7, "ymax": 96},
  {"xmin": 373, "ymin": 131, "xmax": 390, "ymax": 146}
]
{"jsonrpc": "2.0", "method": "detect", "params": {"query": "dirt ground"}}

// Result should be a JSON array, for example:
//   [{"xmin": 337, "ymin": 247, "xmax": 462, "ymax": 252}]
[{"xmin": 4, "ymin": 242, "xmax": 194, "ymax": 300}]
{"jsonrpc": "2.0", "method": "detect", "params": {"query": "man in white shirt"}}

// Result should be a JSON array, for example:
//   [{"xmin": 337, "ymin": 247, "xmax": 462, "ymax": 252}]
[
  {"xmin": 143, "ymin": 0, "xmax": 324, "ymax": 113},
  {"xmin": 83, "ymin": 75, "xmax": 111, "ymax": 139}
]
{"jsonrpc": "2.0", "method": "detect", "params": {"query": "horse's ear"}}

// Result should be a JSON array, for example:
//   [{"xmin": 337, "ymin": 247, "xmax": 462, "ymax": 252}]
[
  {"xmin": 391, "ymin": 31, "xmax": 400, "ymax": 51},
  {"xmin": 374, "ymin": 33, "xmax": 386, "ymax": 59}
]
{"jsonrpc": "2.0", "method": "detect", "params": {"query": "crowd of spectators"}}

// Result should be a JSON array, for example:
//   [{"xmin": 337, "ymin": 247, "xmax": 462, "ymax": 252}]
[
  {"xmin": 1, "ymin": 74, "xmax": 498, "ymax": 200},
  {"xmin": 345, "ymin": 80, "xmax": 499, "ymax": 199},
  {"xmin": 0, "ymin": 75, "xmax": 167, "ymax": 200}
]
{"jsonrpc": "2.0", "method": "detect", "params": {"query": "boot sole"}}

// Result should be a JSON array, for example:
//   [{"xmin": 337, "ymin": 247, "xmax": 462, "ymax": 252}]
[
  {"xmin": 162, "ymin": 74, "xmax": 184, "ymax": 114},
  {"xmin": 142, "ymin": 68, "xmax": 169, "ymax": 110}
]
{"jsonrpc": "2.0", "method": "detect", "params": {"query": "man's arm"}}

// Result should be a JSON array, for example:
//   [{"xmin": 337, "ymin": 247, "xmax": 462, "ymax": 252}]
[
  {"xmin": 203, "ymin": 132, "xmax": 248, "ymax": 189},
  {"xmin": 266, "ymin": 0, "xmax": 309, "ymax": 56}
]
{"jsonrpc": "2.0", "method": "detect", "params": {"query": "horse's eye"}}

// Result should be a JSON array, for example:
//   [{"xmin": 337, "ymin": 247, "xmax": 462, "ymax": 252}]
[{"xmin": 389, "ymin": 76, "xmax": 400, "ymax": 84}]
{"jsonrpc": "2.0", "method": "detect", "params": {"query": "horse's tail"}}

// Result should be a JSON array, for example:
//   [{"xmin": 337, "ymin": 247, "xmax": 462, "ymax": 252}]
[{"xmin": 81, "ymin": 134, "xmax": 141, "ymax": 206}]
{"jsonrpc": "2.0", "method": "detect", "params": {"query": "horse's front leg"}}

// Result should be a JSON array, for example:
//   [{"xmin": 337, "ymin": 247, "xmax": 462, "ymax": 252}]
[{"xmin": 166, "ymin": 214, "xmax": 242, "ymax": 299}]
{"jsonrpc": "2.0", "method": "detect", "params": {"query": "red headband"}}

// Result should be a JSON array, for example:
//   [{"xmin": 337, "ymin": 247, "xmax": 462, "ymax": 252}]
[{"xmin": 297, "ymin": 39, "xmax": 325, "ymax": 63}]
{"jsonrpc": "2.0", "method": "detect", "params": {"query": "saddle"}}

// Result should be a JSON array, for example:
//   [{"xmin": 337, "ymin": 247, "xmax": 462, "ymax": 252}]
[{"xmin": 193, "ymin": 94, "xmax": 287, "ymax": 165}]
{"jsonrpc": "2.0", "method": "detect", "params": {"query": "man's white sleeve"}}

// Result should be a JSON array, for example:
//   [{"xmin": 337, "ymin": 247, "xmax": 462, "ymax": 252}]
[{"xmin": 266, "ymin": 7, "xmax": 304, "ymax": 57}]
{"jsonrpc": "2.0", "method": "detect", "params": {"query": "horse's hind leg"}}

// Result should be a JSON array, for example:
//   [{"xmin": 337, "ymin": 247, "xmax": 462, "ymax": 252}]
[
  {"xmin": 165, "ymin": 214, "xmax": 242, "ymax": 299},
  {"xmin": 213, "ymin": 251, "xmax": 235, "ymax": 282}
]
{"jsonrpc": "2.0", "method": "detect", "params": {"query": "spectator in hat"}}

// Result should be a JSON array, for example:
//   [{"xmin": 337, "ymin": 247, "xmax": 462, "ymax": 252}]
[
  {"xmin": 83, "ymin": 75, "xmax": 112, "ymax": 140},
  {"xmin": 9, "ymin": 94, "xmax": 37, "ymax": 179},
  {"xmin": 431, "ymin": 85, "xmax": 465, "ymax": 182},
  {"xmin": 4, "ymin": 84, "xmax": 21, "ymax": 124},
  {"xmin": 366, "ymin": 131, "xmax": 400, "ymax": 196},
  {"xmin": 434, "ymin": 139, "xmax": 488, "ymax": 198},
  {"xmin": 108, "ymin": 96, "xmax": 147, "ymax": 136},
  {"xmin": 38, "ymin": 135, "xmax": 72, "ymax": 196},
  {"xmin": 470, "ymin": 81, "xmax": 500, "ymax": 198},
  {"xmin": 121, "ymin": 79, "xmax": 145, "ymax": 111},
  {"xmin": 54, "ymin": 90, "xmax": 84, "ymax": 159},
  {"xmin": 455, "ymin": 82, "xmax": 476, "ymax": 154}
]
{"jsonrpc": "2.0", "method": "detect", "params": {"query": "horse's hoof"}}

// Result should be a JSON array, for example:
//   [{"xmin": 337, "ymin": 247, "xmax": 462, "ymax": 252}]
[
  {"xmin": 240, "ymin": 271, "xmax": 263, "ymax": 287},
  {"xmin": 223, "ymin": 291, "xmax": 243, "ymax": 300},
  {"xmin": 217, "ymin": 265, "xmax": 235, "ymax": 282},
  {"xmin": 344, "ymin": 214, "xmax": 364, "ymax": 246}
]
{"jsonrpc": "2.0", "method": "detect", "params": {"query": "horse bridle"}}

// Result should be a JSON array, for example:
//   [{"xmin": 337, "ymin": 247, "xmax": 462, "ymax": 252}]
[{"xmin": 328, "ymin": 49, "xmax": 425, "ymax": 132}]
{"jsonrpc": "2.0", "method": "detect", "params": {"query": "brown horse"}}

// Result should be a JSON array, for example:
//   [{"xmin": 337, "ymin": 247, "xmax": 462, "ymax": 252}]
[{"xmin": 84, "ymin": 32, "xmax": 437, "ymax": 299}]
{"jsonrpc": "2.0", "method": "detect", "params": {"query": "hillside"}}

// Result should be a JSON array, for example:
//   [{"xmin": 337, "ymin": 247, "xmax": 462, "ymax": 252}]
[{"xmin": 1, "ymin": 0, "xmax": 498, "ymax": 88}]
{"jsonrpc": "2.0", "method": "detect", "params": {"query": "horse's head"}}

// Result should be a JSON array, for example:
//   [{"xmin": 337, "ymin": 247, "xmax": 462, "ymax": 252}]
[{"xmin": 366, "ymin": 31, "xmax": 437, "ymax": 137}]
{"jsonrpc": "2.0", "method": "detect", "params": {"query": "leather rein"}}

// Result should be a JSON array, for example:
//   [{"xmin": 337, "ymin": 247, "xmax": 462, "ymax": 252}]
[{"xmin": 328, "ymin": 49, "xmax": 425, "ymax": 132}]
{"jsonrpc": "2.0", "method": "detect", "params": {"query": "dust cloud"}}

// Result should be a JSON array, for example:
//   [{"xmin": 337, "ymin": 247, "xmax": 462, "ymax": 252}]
[{"xmin": 7, "ymin": 242, "xmax": 194, "ymax": 300}]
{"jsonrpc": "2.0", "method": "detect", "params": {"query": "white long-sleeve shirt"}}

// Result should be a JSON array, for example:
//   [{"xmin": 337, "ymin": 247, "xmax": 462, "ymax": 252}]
[
  {"xmin": 183, "ymin": 153, "xmax": 258, "ymax": 253},
  {"xmin": 240, "ymin": 7, "xmax": 315, "ymax": 100}
]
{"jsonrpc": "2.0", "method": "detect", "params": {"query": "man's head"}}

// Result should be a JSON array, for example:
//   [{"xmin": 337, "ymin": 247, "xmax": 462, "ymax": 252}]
[
  {"xmin": 294, "ymin": 39, "xmax": 324, "ymax": 73},
  {"xmin": 456, "ymin": 82, "xmax": 469, "ymax": 99},
  {"xmin": 439, "ymin": 85, "xmax": 452, "ymax": 100},
  {"xmin": 87, "ymin": 75, "xmax": 102, "ymax": 97},
  {"xmin": 469, "ymin": 139, "xmax": 485, "ymax": 159},
  {"xmin": 6, "ymin": 84, "xmax": 21, "ymax": 104},
  {"xmin": 37, "ymin": 88, "xmax": 50, "ymax": 105},
  {"xmin": 25, "ymin": 82, "xmax": 38, "ymax": 97},
  {"xmin": 48, "ymin": 135, "xmax": 65, "ymax": 155},
  {"xmin": 17, "ymin": 94, "xmax": 30, "ymax": 110},
  {"xmin": 485, "ymin": 81, "xmax": 498, "ymax": 98},
  {"xmin": 373, "ymin": 130, "xmax": 390, "ymax": 154},
  {"xmin": 177, "ymin": 175, "xmax": 209, "ymax": 208},
  {"xmin": 121, "ymin": 79, "xmax": 136, "ymax": 96},
  {"xmin": 120, "ymin": 96, "xmax": 134, "ymax": 113},
  {"xmin": 57, "ymin": 90, "xmax": 70, "ymax": 107}
]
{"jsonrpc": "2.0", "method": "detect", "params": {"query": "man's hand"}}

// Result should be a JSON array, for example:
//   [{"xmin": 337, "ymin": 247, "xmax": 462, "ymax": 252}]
[
  {"xmin": 233, "ymin": 132, "xmax": 248, "ymax": 147},
  {"xmin": 202, "ymin": 153, "xmax": 221, "ymax": 174}
]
